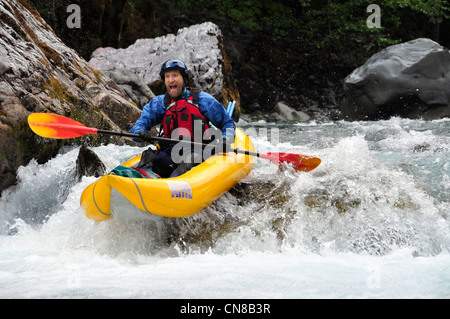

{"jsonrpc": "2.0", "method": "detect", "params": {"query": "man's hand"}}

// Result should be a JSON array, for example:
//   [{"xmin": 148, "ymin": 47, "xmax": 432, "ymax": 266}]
[{"xmin": 138, "ymin": 130, "xmax": 154, "ymax": 142}]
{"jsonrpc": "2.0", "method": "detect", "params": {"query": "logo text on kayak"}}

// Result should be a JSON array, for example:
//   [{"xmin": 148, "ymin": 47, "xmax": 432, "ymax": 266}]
[{"xmin": 166, "ymin": 181, "xmax": 193, "ymax": 200}]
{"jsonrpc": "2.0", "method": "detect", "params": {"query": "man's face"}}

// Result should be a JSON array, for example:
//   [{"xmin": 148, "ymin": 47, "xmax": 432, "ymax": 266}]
[{"xmin": 165, "ymin": 70, "xmax": 184, "ymax": 98}]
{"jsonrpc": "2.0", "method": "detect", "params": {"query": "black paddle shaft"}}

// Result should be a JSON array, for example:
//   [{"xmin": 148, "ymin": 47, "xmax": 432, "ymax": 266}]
[{"xmin": 96, "ymin": 129, "xmax": 261, "ymax": 157}]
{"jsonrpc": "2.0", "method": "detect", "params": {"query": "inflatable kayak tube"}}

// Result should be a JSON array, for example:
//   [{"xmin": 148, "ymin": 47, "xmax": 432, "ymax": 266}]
[{"xmin": 80, "ymin": 128, "xmax": 255, "ymax": 222}]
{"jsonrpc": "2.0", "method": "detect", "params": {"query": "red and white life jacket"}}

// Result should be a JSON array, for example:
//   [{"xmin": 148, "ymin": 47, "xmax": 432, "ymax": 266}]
[{"xmin": 162, "ymin": 88, "xmax": 210, "ymax": 141}]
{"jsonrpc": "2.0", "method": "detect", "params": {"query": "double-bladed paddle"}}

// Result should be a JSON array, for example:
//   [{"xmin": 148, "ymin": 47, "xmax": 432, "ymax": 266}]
[{"xmin": 27, "ymin": 113, "xmax": 321, "ymax": 172}]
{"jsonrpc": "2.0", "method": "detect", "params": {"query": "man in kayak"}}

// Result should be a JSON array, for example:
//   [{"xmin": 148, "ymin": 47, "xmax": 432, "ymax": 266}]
[{"xmin": 130, "ymin": 59, "xmax": 236, "ymax": 178}]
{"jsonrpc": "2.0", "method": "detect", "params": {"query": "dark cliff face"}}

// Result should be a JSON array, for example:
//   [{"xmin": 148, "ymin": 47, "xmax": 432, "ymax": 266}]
[{"xmin": 0, "ymin": 0, "xmax": 141, "ymax": 194}]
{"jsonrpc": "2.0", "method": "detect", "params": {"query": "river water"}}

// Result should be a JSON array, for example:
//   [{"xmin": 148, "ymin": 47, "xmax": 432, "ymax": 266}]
[{"xmin": 0, "ymin": 117, "xmax": 449, "ymax": 299}]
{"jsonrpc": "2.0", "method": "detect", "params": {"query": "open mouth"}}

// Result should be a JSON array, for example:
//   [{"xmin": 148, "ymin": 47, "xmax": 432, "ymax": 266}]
[{"xmin": 169, "ymin": 85, "xmax": 178, "ymax": 92}]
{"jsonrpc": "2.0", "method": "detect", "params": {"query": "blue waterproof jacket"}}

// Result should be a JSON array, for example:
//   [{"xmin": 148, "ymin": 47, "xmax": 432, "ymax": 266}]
[{"xmin": 130, "ymin": 90, "xmax": 236, "ymax": 141}]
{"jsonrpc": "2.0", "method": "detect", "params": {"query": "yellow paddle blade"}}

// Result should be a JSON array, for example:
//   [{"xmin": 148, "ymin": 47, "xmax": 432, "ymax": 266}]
[{"xmin": 28, "ymin": 113, "xmax": 98, "ymax": 139}]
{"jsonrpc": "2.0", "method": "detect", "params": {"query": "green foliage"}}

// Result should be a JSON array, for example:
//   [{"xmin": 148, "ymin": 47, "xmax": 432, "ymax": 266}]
[
  {"xmin": 387, "ymin": 0, "xmax": 450, "ymax": 24},
  {"xmin": 178, "ymin": 0, "xmax": 301, "ymax": 35},
  {"xmin": 178, "ymin": 0, "xmax": 449, "ymax": 56}
]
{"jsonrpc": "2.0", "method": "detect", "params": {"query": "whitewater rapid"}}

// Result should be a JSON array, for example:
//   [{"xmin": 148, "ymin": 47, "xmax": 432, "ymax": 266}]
[{"xmin": 0, "ymin": 118, "xmax": 449, "ymax": 298}]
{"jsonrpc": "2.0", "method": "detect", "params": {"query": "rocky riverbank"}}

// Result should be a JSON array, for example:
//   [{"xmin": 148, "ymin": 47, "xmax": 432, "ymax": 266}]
[{"xmin": 0, "ymin": 0, "xmax": 140, "ymax": 192}]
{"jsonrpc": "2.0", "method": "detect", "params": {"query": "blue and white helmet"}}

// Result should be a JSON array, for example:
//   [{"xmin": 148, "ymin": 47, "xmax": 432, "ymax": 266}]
[{"xmin": 160, "ymin": 59, "xmax": 189, "ymax": 82}]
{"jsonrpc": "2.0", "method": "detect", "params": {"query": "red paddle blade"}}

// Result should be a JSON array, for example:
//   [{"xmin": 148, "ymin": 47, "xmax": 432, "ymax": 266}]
[
  {"xmin": 28, "ymin": 113, "xmax": 98, "ymax": 139},
  {"xmin": 259, "ymin": 152, "xmax": 321, "ymax": 172}
]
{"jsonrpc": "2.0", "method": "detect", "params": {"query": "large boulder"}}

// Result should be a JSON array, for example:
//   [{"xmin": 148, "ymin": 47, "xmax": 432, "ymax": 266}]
[
  {"xmin": 0, "ymin": 0, "xmax": 141, "ymax": 194},
  {"xmin": 103, "ymin": 68, "xmax": 155, "ymax": 109},
  {"xmin": 89, "ymin": 22, "xmax": 240, "ymax": 113},
  {"xmin": 340, "ymin": 38, "xmax": 450, "ymax": 120}
]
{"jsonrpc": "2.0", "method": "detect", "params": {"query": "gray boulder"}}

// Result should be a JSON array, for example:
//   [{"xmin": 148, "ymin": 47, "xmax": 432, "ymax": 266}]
[
  {"xmin": 340, "ymin": 38, "xmax": 450, "ymax": 120},
  {"xmin": 268, "ymin": 102, "xmax": 310, "ymax": 122},
  {"xmin": 104, "ymin": 68, "xmax": 155, "ymax": 108},
  {"xmin": 89, "ymin": 22, "xmax": 240, "ymax": 109}
]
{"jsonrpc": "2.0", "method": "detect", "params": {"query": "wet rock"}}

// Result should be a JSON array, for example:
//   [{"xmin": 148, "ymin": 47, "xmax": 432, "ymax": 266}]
[
  {"xmin": 103, "ymin": 68, "xmax": 155, "ymax": 109},
  {"xmin": 75, "ymin": 145, "xmax": 106, "ymax": 179},
  {"xmin": 229, "ymin": 180, "xmax": 292, "ymax": 207},
  {"xmin": 269, "ymin": 102, "xmax": 310, "ymax": 122},
  {"xmin": 341, "ymin": 38, "xmax": 450, "ymax": 120},
  {"xmin": 267, "ymin": 112, "xmax": 284, "ymax": 122}
]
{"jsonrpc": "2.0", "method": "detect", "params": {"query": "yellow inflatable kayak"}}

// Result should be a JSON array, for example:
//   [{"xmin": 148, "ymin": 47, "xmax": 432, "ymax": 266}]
[{"xmin": 80, "ymin": 128, "xmax": 255, "ymax": 222}]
